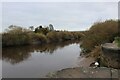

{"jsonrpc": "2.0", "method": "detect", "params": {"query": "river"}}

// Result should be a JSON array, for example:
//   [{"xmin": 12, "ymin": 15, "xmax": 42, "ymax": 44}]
[{"xmin": 2, "ymin": 41, "xmax": 83, "ymax": 78}]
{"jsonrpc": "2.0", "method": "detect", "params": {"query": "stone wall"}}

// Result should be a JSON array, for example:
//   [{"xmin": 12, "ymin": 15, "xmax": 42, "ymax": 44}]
[{"xmin": 101, "ymin": 43, "xmax": 120, "ymax": 69}]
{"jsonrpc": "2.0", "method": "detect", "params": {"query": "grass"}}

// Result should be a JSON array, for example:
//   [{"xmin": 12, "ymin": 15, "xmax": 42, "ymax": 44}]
[{"xmin": 114, "ymin": 37, "xmax": 120, "ymax": 47}]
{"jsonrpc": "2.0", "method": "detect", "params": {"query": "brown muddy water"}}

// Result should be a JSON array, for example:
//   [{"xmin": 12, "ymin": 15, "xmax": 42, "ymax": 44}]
[{"xmin": 2, "ymin": 41, "xmax": 83, "ymax": 78}]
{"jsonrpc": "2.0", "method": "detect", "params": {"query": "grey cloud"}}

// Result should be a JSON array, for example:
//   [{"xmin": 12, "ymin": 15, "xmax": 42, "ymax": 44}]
[{"xmin": 2, "ymin": 2, "xmax": 118, "ymax": 32}]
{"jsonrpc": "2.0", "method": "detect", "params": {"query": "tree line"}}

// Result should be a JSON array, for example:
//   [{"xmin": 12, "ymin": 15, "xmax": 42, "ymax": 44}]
[{"xmin": 2, "ymin": 24, "xmax": 83, "ymax": 47}]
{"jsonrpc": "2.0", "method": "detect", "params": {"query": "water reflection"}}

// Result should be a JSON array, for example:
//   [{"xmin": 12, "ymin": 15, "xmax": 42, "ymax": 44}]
[{"xmin": 2, "ymin": 40, "xmax": 80, "ymax": 65}]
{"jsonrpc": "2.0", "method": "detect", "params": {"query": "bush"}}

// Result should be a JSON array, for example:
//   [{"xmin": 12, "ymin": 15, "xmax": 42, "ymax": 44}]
[
  {"xmin": 2, "ymin": 25, "xmax": 83, "ymax": 47},
  {"xmin": 46, "ymin": 31, "xmax": 82, "ymax": 42},
  {"xmin": 33, "ymin": 33, "xmax": 47, "ymax": 43},
  {"xmin": 2, "ymin": 26, "xmax": 32, "ymax": 47},
  {"xmin": 47, "ymin": 31, "xmax": 60, "ymax": 42},
  {"xmin": 35, "ymin": 27, "xmax": 49, "ymax": 35},
  {"xmin": 81, "ymin": 20, "xmax": 118, "ymax": 52}
]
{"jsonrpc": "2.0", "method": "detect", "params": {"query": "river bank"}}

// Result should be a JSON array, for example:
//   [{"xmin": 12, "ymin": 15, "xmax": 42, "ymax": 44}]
[
  {"xmin": 2, "ymin": 26, "xmax": 83, "ymax": 47},
  {"xmin": 47, "ymin": 67, "xmax": 119, "ymax": 78},
  {"xmin": 46, "ymin": 42, "xmax": 120, "ymax": 78},
  {"xmin": 46, "ymin": 56, "xmax": 120, "ymax": 78},
  {"xmin": 2, "ymin": 42, "xmax": 81, "ymax": 78},
  {"xmin": 2, "ymin": 19, "xmax": 119, "ymax": 78}
]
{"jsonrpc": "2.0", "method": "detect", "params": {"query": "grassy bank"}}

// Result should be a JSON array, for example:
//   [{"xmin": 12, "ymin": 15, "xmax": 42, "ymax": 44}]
[
  {"xmin": 80, "ymin": 19, "xmax": 119, "ymax": 58},
  {"xmin": 80, "ymin": 20, "xmax": 120, "ymax": 62},
  {"xmin": 2, "ymin": 26, "xmax": 83, "ymax": 47}
]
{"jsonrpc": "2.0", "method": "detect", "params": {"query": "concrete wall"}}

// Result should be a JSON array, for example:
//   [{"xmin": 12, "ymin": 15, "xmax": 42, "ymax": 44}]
[{"xmin": 101, "ymin": 43, "xmax": 120, "ymax": 69}]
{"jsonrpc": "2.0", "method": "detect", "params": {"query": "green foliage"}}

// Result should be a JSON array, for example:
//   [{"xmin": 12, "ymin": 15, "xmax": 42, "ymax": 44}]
[{"xmin": 114, "ymin": 37, "xmax": 120, "ymax": 47}]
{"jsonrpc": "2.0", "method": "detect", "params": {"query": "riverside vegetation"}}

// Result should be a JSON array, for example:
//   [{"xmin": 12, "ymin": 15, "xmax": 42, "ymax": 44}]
[
  {"xmin": 80, "ymin": 19, "xmax": 119, "ymax": 59},
  {"xmin": 2, "ymin": 19, "xmax": 119, "ymax": 78},
  {"xmin": 2, "ymin": 19, "xmax": 119, "ymax": 58},
  {"xmin": 2, "ymin": 24, "xmax": 83, "ymax": 47}
]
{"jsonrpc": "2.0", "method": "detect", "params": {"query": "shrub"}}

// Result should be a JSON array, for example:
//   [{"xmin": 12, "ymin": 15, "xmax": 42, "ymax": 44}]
[
  {"xmin": 33, "ymin": 33, "xmax": 47, "ymax": 43},
  {"xmin": 2, "ymin": 25, "xmax": 83, "ymax": 47},
  {"xmin": 46, "ymin": 31, "xmax": 82, "ymax": 42},
  {"xmin": 81, "ymin": 20, "xmax": 118, "ymax": 52},
  {"xmin": 2, "ymin": 26, "xmax": 32, "ymax": 47},
  {"xmin": 46, "ymin": 31, "xmax": 59, "ymax": 42},
  {"xmin": 35, "ymin": 27, "xmax": 49, "ymax": 35}
]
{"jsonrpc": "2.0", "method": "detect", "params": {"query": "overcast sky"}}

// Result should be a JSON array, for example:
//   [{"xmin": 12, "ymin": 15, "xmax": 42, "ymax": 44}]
[{"xmin": 1, "ymin": 2, "xmax": 118, "ymax": 32}]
